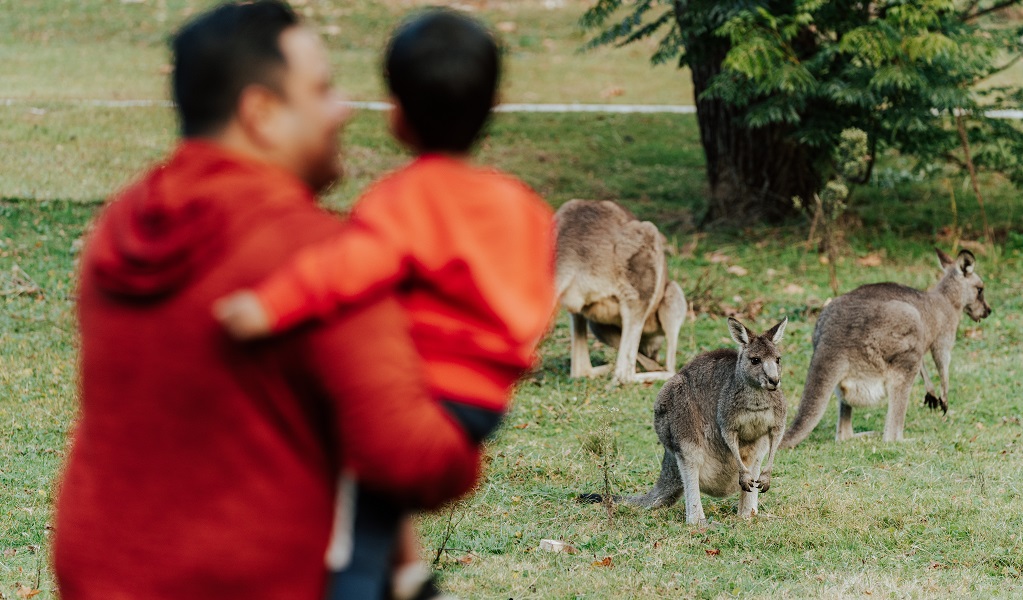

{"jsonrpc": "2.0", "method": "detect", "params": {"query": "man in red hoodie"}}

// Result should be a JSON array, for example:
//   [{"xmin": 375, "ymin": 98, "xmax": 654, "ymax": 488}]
[{"xmin": 51, "ymin": 3, "xmax": 478, "ymax": 599}]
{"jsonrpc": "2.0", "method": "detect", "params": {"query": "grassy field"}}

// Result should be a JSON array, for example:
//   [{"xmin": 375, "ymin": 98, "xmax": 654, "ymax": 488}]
[
  {"xmin": 3, "ymin": 1, "xmax": 1023, "ymax": 599},
  {"xmin": 0, "ymin": 0, "xmax": 693, "ymax": 106}
]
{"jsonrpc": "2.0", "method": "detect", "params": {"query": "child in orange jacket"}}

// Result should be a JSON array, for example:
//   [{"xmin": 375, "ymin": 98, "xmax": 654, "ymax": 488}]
[{"xmin": 213, "ymin": 8, "xmax": 555, "ymax": 600}]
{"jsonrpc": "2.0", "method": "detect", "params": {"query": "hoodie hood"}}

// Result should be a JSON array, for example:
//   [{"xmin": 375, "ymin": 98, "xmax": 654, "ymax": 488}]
[{"xmin": 89, "ymin": 140, "xmax": 311, "ymax": 299}]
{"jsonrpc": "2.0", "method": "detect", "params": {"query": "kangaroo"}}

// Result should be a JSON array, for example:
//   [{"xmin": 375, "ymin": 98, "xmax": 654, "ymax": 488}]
[
  {"xmin": 555, "ymin": 199, "xmax": 687, "ymax": 384},
  {"xmin": 781, "ymin": 249, "xmax": 992, "ymax": 448},
  {"xmin": 626, "ymin": 317, "xmax": 788, "ymax": 524}
]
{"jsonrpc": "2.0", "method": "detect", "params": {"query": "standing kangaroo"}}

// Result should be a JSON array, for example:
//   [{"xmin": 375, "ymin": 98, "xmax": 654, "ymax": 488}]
[
  {"xmin": 627, "ymin": 317, "xmax": 788, "ymax": 524},
  {"xmin": 781, "ymin": 249, "xmax": 992, "ymax": 448},
  {"xmin": 555, "ymin": 199, "xmax": 687, "ymax": 384}
]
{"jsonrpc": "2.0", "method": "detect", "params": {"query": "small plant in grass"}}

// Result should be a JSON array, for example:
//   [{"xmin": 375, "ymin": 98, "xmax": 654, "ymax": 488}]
[
  {"xmin": 801, "ymin": 128, "xmax": 870, "ymax": 295},
  {"xmin": 432, "ymin": 499, "xmax": 469, "ymax": 567},
  {"xmin": 582, "ymin": 409, "xmax": 621, "ymax": 528}
]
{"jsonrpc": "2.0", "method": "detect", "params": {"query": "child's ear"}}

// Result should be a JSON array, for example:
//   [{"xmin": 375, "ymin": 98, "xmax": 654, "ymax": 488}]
[{"xmin": 387, "ymin": 97, "xmax": 420, "ymax": 151}]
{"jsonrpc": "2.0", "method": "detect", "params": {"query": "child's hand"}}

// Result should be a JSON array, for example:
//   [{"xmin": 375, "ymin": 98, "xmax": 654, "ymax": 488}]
[{"xmin": 212, "ymin": 291, "xmax": 272, "ymax": 340}]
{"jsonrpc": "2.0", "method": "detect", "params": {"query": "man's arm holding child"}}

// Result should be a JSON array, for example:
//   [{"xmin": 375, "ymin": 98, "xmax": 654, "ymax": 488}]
[{"xmin": 304, "ymin": 295, "xmax": 479, "ymax": 508}]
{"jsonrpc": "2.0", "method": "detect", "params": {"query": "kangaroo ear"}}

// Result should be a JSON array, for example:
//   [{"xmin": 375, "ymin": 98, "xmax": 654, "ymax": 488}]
[
  {"xmin": 727, "ymin": 317, "xmax": 750, "ymax": 346},
  {"xmin": 935, "ymin": 247, "xmax": 954, "ymax": 269},
  {"xmin": 956, "ymin": 249, "xmax": 976, "ymax": 275},
  {"xmin": 767, "ymin": 317, "xmax": 788, "ymax": 345}
]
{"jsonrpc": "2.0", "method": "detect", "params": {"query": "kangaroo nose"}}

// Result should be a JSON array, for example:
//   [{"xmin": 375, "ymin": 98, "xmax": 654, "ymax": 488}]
[{"xmin": 767, "ymin": 377, "xmax": 780, "ymax": 388}]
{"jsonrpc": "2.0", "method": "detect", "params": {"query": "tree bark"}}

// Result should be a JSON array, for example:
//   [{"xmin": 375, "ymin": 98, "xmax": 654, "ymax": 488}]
[{"xmin": 678, "ymin": 7, "xmax": 819, "ymax": 225}]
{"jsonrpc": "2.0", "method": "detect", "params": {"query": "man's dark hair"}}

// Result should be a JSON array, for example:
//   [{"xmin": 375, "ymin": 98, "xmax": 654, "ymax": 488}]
[
  {"xmin": 385, "ymin": 9, "xmax": 501, "ymax": 154},
  {"xmin": 171, "ymin": 1, "xmax": 298, "ymax": 137}
]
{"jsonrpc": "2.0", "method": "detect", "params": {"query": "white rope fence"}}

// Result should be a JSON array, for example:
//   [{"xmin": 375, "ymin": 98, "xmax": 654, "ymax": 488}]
[{"xmin": 1, "ymin": 97, "xmax": 1019, "ymax": 118}]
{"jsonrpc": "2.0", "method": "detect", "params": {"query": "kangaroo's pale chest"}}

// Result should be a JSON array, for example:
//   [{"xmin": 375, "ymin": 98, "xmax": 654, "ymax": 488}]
[{"xmin": 731, "ymin": 408, "xmax": 775, "ymax": 442}]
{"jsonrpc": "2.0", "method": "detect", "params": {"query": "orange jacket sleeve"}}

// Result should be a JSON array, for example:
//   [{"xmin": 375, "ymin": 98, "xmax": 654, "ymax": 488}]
[
  {"xmin": 302, "ymin": 295, "xmax": 479, "ymax": 509},
  {"xmin": 254, "ymin": 193, "xmax": 411, "ymax": 332}
]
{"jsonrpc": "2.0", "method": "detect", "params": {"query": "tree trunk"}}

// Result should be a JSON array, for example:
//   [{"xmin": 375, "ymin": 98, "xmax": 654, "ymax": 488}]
[{"xmin": 679, "ymin": 10, "xmax": 819, "ymax": 225}]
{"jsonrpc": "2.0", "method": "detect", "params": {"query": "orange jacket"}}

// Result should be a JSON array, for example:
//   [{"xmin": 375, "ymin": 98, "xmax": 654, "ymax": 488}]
[
  {"xmin": 54, "ymin": 142, "xmax": 478, "ymax": 600},
  {"xmin": 256, "ymin": 154, "xmax": 557, "ymax": 410}
]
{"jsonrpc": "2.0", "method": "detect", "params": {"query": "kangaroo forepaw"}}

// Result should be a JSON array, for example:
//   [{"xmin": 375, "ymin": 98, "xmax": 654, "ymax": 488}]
[
  {"xmin": 738, "ymin": 471, "xmax": 755, "ymax": 493},
  {"xmin": 755, "ymin": 473, "xmax": 771, "ymax": 493},
  {"xmin": 924, "ymin": 392, "xmax": 948, "ymax": 415}
]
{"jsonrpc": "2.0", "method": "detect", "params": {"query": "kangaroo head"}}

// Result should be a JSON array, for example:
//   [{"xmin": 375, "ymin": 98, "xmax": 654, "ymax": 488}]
[
  {"xmin": 936, "ymin": 248, "xmax": 992, "ymax": 322},
  {"xmin": 727, "ymin": 316, "xmax": 788, "ymax": 391}
]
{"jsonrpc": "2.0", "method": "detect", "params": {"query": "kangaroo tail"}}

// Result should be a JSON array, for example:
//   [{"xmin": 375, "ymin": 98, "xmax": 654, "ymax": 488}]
[
  {"xmin": 781, "ymin": 350, "xmax": 844, "ymax": 449},
  {"xmin": 624, "ymin": 450, "xmax": 683, "ymax": 509}
]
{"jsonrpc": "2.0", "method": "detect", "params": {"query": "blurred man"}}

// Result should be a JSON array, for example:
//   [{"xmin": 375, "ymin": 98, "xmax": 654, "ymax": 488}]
[{"xmin": 52, "ymin": 3, "xmax": 478, "ymax": 598}]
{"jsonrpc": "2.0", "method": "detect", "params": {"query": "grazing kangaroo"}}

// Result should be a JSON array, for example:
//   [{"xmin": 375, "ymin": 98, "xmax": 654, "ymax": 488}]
[
  {"xmin": 555, "ymin": 199, "xmax": 687, "ymax": 384},
  {"xmin": 626, "ymin": 317, "xmax": 788, "ymax": 524},
  {"xmin": 781, "ymin": 249, "xmax": 992, "ymax": 448}
]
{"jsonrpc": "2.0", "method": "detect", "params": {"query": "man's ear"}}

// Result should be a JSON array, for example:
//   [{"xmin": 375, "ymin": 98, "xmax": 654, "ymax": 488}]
[{"xmin": 236, "ymin": 84, "xmax": 284, "ymax": 147}]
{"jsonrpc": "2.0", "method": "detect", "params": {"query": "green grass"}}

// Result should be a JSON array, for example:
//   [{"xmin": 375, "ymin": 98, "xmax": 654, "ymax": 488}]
[
  {"xmin": 3, "ymin": 161, "xmax": 1023, "ymax": 597},
  {"xmin": 3, "ymin": 0, "xmax": 1023, "ymax": 598},
  {"xmin": 420, "ymin": 237, "xmax": 1023, "ymax": 598},
  {"xmin": 0, "ymin": 0, "xmax": 693, "ymax": 105}
]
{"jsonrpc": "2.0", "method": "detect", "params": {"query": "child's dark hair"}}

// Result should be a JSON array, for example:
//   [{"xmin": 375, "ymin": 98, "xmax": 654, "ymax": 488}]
[{"xmin": 385, "ymin": 8, "xmax": 500, "ymax": 154}]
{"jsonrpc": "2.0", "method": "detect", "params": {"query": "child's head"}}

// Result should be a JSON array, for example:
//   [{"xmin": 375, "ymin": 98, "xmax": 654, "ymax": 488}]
[{"xmin": 384, "ymin": 8, "xmax": 500, "ymax": 155}]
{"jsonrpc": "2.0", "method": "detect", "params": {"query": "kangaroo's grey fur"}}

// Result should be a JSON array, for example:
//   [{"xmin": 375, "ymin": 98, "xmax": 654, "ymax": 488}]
[
  {"xmin": 628, "ymin": 317, "xmax": 788, "ymax": 524},
  {"xmin": 555, "ymin": 199, "xmax": 687, "ymax": 384},
  {"xmin": 781, "ymin": 249, "xmax": 992, "ymax": 448}
]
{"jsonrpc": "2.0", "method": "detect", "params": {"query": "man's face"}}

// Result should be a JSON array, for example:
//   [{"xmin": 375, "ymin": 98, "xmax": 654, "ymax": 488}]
[{"xmin": 270, "ymin": 27, "xmax": 351, "ymax": 193}]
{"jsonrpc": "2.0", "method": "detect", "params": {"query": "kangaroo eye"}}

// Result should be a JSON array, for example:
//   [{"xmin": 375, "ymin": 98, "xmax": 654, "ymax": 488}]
[{"xmin": 750, "ymin": 357, "xmax": 761, "ymax": 365}]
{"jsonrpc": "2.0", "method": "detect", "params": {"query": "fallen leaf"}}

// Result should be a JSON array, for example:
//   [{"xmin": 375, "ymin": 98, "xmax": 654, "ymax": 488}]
[
  {"xmin": 679, "ymin": 239, "xmax": 699, "ymax": 258},
  {"xmin": 591, "ymin": 556, "xmax": 613, "ymax": 568},
  {"xmin": 707, "ymin": 251, "xmax": 730, "ymax": 264},
  {"xmin": 726, "ymin": 265, "xmax": 748, "ymax": 276},
  {"xmin": 16, "ymin": 585, "xmax": 41, "ymax": 598},
  {"xmin": 3, "ymin": 548, "xmax": 14, "ymax": 557},
  {"xmin": 513, "ymin": 423, "xmax": 529, "ymax": 429},
  {"xmin": 496, "ymin": 21, "xmax": 517, "ymax": 33},
  {"xmin": 653, "ymin": 541, "xmax": 662, "ymax": 549},
  {"xmin": 783, "ymin": 283, "xmax": 805, "ymax": 295},
  {"xmin": 321, "ymin": 24, "xmax": 341, "ymax": 36},
  {"xmin": 856, "ymin": 253, "xmax": 883, "ymax": 267},
  {"xmin": 457, "ymin": 554, "xmax": 473, "ymax": 565},
  {"xmin": 600, "ymin": 86, "xmax": 625, "ymax": 99},
  {"xmin": 705, "ymin": 548, "xmax": 721, "ymax": 556}
]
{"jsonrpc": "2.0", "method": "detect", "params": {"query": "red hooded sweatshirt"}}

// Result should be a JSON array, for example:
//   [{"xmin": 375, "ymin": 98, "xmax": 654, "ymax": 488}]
[{"xmin": 52, "ymin": 141, "xmax": 478, "ymax": 600}]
